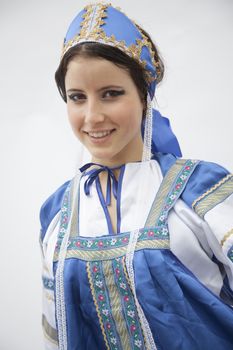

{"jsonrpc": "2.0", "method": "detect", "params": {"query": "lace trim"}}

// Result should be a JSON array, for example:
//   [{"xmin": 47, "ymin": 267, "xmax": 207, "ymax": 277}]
[
  {"xmin": 126, "ymin": 229, "xmax": 158, "ymax": 350},
  {"xmin": 142, "ymin": 94, "xmax": 153, "ymax": 161},
  {"xmin": 55, "ymin": 174, "xmax": 81, "ymax": 350}
]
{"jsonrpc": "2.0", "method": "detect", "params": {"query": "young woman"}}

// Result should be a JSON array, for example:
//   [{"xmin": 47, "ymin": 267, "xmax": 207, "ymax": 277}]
[{"xmin": 40, "ymin": 3, "xmax": 233, "ymax": 350}]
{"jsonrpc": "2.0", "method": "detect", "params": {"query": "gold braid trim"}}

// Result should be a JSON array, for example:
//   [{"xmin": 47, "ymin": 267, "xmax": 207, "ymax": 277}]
[
  {"xmin": 192, "ymin": 174, "xmax": 233, "ymax": 209},
  {"xmin": 102, "ymin": 260, "xmax": 131, "ymax": 349},
  {"xmin": 62, "ymin": 3, "xmax": 158, "ymax": 83},
  {"xmin": 54, "ymin": 239, "xmax": 170, "ymax": 262},
  {"xmin": 86, "ymin": 262, "xmax": 110, "ymax": 350},
  {"xmin": 221, "ymin": 228, "xmax": 233, "ymax": 247},
  {"xmin": 42, "ymin": 314, "xmax": 58, "ymax": 345},
  {"xmin": 122, "ymin": 257, "xmax": 150, "ymax": 350}
]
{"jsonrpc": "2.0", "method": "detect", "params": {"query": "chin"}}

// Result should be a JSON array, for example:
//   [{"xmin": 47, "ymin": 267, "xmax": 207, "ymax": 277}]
[{"xmin": 90, "ymin": 150, "xmax": 121, "ymax": 164}]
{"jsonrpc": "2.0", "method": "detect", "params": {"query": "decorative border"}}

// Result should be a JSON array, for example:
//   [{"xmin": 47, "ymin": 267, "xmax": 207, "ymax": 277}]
[
  {"xmin": 112, "ymin": 257, "xmax": 146, "ymax": 349},
  {"xmin": 54, "ymin": 228, "xmax": 169, "ymax": 262},
  {"xmin": 192, "ymin": 174, "xmax": 233, "ymax": 218},
  {"xmin": 87, "ymin": 261, "xmax": 122, "ymax": 349},
  {"xmin": 42, "ymin": 276, "xmax": 54, "ymax": 291},
  {"xmin": 87, "ymin": 259, "xmax": 146, "ymax": 349},
  {"xmin": 221, "ymin": 228, "xmax": 233, "ymax": 247},
  {"xmin": 55, "ymin": 160, "xmax": 198, "ymax": 262},
  {"xmin": 42, "ymin": 314, "xmax": 58, "ymax": 345},
  {"xmin": 62, "ymin": 3, "xmax": 158, "ymax": 83},
  {"xmin": 103, "ymin": 260, "xmax": 133, "ymax": 349},
  {"xmin": 57, "ymin": 185, "xmax": 71, "ymax": 240},
  {"xmin": 227, "ymin": 244, "xmax": 233, "ymax": 263},
  {"xmin": 145, "ymin": 159, "xmax": 199, "ymax": 227}
]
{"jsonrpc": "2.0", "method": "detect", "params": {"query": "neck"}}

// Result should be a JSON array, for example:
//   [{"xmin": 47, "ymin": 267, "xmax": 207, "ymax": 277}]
[{"xmin": 91, "ymin": 136, "xmax": 144, "ymax": 167}]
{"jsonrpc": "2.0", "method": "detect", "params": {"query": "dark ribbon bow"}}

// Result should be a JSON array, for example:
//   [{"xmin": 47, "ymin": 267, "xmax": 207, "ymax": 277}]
[{"xmin": 79, "ymin": 163, "xmax": 122, "ymax": 207}]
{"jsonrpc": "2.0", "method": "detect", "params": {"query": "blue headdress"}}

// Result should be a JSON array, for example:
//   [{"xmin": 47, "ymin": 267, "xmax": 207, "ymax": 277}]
[{"xmin": 61, "ymin": 2, "xmax": 182, "ymax": 158}]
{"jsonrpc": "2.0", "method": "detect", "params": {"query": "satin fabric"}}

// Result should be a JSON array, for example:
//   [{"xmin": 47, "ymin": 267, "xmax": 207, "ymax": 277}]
[
  {"xmin": 63, "ymin": 4, "xmax": 157, "ymax": 98},
  {"xmin": 141, "ymin": 110, "xmax": 182, "ymax": 157},
  {"xmin": 51, "ymin": 158, "xmax": 233, "ymax": 350},
  {"xmin": 39, "ymin": 153, "xmax": 230, "ymax": 240},
  {"xmin": 53, "ymin": 238, "xmax": 233, "ymax": 349}
]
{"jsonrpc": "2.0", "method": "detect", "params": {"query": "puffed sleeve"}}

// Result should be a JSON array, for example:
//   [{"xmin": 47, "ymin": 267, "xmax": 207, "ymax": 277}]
[
  {"xmin": 182, "ymin": 161, "xmax": 233, "ymax": 300},
  {"xmin": 39, "ymin": 181, "xmax": 70, "ymax": 349}
]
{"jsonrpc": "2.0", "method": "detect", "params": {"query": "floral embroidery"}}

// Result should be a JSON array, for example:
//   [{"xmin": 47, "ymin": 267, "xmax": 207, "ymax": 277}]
[
  {"xmin": 127, "ymin": 310, "xmax": 135, "ymax": 318},
  {"xmin": 87, "ymin": 240, "xmax": 93, "ymax": 248},
  {"xmin": 57, "ymin": 188, "xmax": 70, "ymax": 239},
  {"xmin": 111, "ymin": 238, "xmax": 117, "ymax": 245},
  {"xmin": 135, "ymin": 339, "xmax": 142, "ymax": 348},
  {"xmin": 55, "ymin": 227, "xmax": 169, "ymax": 254},
  {"xmin": 88, "ymin": 259, "xmax": 146, "ymax": 349},
  {"xmin": 89, "ymin": 261, "xmax": 122, "ymax": 349},
  {"xmin": 112, "ymin": 258, "xmax": 146, "ymax": 349},
  {"xmin": 42, "ymin": 276, "xmax": 54, "ymax": 291},
  {"xmin": 157, "ymin": 160, "xmax": 198, "ymax": 226},
  {"xmin": 227, "ymin": 245, "xmax": 233, "ymax": 263}
]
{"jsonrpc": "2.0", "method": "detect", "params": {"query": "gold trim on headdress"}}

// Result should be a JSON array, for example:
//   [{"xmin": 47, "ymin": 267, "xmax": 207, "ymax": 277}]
[{"xmin": 62, "ymin": 3, "xmax": 159, "ymax": 83}]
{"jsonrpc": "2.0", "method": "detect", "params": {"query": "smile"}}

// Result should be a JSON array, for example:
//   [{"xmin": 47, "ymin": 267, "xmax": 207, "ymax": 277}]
[{"xmin": 85, "ymin": 129, "xmax": 115, "ymax": 139}]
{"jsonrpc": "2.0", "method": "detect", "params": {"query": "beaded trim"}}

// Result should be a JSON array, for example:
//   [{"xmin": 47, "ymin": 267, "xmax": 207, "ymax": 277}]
[
  {"xmin": 192, "ymin": 174, "xmax": 233, "ymax": 218},
  {"xmin": 62, "ymin": 3, "xmax": 158, "ymax": 83}
]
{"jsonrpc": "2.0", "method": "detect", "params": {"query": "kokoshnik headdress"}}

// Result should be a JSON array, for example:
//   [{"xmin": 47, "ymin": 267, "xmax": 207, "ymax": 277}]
[
  {"xmin": 60, "ymin": 2, "xmax": 182, "ymax": 160},
  {"xmin": 56, "ymin": 4, "xmax": 181, "ymax": 350}
]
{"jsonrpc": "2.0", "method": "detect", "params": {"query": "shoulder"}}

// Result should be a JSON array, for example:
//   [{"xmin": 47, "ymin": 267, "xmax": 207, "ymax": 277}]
[
  {"xmin": 39, "ymin": 180, "xmax": 71, "ymax": 241},
  {"xmin": 181, "ymin": 160, "xmax": 233, "ymax": 217},
  {"xmin": 154, "ymin": 152, "xmax": 233, "ymax": 217}
]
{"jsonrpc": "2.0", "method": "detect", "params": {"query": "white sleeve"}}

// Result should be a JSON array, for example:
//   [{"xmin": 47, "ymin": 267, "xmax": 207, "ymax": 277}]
[
  {"xmin": 40, "ymin": 212, "xmax": 60, "ymax": 349},
  {"xmin": 170, "ymin": 199, "xmax": 224, "ymax": 296},
  {"xmin": 203, "ymin": 193, "xmax": 233, "ymax": 292}
]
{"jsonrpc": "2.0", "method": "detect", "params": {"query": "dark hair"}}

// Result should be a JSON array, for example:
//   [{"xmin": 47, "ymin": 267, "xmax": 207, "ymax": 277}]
[{"xmin": 55, "ymin": 27, "xmax": 164, "ymax": 109}]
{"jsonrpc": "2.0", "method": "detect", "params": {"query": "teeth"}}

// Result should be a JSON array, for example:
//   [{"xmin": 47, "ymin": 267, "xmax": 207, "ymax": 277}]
[{"xmin": 88, "ymin": 130, "xmax": 112, "ymax": 138}]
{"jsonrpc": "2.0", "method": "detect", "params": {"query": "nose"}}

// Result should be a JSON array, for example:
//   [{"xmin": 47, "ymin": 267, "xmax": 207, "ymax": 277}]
[{"xmin": 84, "ymin": 97, "xmax": 105, "ymax": 125}]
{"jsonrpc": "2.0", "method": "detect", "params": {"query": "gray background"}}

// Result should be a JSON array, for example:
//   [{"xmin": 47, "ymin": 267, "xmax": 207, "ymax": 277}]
[{"xmin": 1, "ymin": 0, "xmax": 233, "ymax": 349}]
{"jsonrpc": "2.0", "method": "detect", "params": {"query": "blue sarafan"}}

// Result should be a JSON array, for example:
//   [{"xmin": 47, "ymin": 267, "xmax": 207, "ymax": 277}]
[{"xmin": 40, "ymin": 153, "xmax": 233, "ymax": 349}]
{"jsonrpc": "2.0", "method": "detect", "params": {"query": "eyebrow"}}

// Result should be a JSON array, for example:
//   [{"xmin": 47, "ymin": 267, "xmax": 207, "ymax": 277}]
[{"xmin": 66, "ymin": 85, "xmax": 124, "ymax": 93}]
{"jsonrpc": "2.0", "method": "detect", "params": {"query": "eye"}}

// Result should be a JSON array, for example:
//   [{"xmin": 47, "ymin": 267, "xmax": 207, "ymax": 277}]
[
  {"xmin": 102, "ymin": 89, "xmax": 125, "ymax": 99},
  {"xmin": 67, "ymin": 92, "xmax": 86, "ymax": 102}
]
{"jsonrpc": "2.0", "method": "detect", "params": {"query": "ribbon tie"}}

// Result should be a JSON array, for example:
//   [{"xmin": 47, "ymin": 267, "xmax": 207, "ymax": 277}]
[{"xmin": 80, "ymin": 163, "xmax": 122, "ymax": 207}]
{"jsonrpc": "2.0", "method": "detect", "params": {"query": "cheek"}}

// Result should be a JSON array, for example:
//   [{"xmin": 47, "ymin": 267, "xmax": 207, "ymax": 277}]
[
  {"xmin": 114, "ymin": 97, "xmax": 143, "ymax": 121},
  {"xmin": 121, "ymin": 105, "xmax": 143, "ymax": 131},
  {"xmin": 67, "ymin": 106, "xmax": 82, "ymax": 133}
]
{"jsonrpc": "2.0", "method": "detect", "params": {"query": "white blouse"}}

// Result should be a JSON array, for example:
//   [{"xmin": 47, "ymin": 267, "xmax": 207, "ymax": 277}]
[{"xmin": 42, "ymin": 159, "xmax": 233, "ymax": 297}]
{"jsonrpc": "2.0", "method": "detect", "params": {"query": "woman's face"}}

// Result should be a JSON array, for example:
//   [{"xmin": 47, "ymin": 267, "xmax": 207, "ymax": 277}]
[{"xmin": 65, "ymin": 56, "xmax": 144, "ymax": 166}]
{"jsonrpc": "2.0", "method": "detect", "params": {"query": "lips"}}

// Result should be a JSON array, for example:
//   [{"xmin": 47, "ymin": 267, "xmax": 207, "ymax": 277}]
[{"xmin": 85, "ymin": 129, "xmax": 115, "ymax": 139}]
